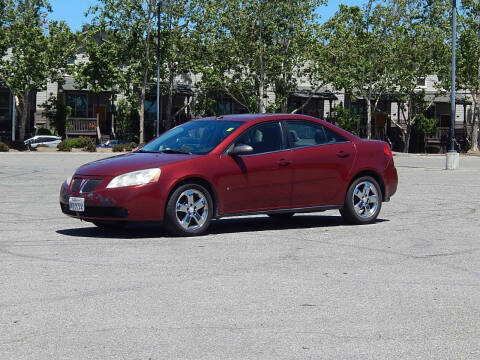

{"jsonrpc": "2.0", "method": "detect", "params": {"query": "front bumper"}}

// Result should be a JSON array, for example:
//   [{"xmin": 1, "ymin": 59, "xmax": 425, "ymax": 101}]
[{"xmin": 59, "ymin": 177, "xmax": 167, "ymax": 222}]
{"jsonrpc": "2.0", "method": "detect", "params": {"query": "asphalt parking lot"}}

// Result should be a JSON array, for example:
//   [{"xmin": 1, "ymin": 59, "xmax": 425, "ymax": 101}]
[{"xmin": 1, "ymin": 152, "xmax": 479, "ymax": 359}]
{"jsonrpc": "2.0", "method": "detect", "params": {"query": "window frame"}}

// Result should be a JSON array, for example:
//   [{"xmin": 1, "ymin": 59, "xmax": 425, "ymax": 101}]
[
  {"xmin": 66, "ymin": 92, "xmax": 88, "ymax": 118},
  {"xmin": 226, "ymin": 121, "xmax": 287, "ymax": 156},
  {"xmin": 283, "ymin": 120, "xmax": 350, "ymax": 150}
]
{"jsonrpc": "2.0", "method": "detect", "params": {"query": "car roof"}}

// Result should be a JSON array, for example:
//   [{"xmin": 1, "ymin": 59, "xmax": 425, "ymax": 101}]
[{"xmin": 195, "ymin": 113, "xmax": 320, "ymax": 123}]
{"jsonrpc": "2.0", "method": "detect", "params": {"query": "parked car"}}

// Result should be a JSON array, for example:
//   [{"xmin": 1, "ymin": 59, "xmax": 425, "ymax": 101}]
[
  {"xmin": 60, "ymin": 114, "xmax": 398, "ymax": 236},
  {"xmin": 97, "ymin": 139, "xmax": 131, "ymax": 148},
  {"xmin": 25, "ymin": 135, "xmax": 62, "ymax": 149}
]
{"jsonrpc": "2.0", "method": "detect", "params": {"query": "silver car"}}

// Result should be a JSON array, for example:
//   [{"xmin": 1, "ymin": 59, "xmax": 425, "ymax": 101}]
[{"xmin": 24, "ymin": 135, "xmax": 62, "ymax": 149}]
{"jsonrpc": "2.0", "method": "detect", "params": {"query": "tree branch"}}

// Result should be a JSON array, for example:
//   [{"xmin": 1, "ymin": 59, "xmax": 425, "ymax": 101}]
[{"xmin": 291, "ymin": 83, "xmax": 325, "ymax": 114}]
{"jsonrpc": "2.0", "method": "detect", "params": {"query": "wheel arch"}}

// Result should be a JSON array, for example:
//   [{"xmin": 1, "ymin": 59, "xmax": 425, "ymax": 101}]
[
  {"xmin": 166, "ymin": 177, "xmax": 219, "ymax": 217},
  {"xmin": 349, "ymin": 169, "xmax": 386, "ymax": 201}
]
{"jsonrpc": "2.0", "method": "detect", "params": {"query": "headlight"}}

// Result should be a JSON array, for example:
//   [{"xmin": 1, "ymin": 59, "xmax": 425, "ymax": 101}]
[{"xmin": 106, "ymin": 168, "xmax": 161, "ymax": 189}]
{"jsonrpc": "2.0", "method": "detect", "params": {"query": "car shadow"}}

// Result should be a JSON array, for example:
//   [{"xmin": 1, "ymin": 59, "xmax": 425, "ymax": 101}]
[
  {"xmin": 209, "ymin": 215, "xmax": 389, "ymax": 235},
  {"xmin": 56, "ymin": 222, "xmax": 167, "ymax": 239},
  {"xmin": 56, "ymin": 215, "xmax": 389, "ymax": 239}
]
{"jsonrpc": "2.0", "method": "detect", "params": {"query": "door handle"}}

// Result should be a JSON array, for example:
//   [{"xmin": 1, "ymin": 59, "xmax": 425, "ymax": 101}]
[
  {"xmin": 277, "ymin": 159, "xmax": 292, "ymax": 167},
  {"xmin": 336, "ymin": 151, "xmax": 350, "ymax": 158}
]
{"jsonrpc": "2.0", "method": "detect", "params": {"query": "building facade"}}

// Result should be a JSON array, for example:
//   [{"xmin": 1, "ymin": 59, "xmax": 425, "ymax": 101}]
[{"xmin": 2, "ymin": 72, "xmax": 475, "ymax": 152}]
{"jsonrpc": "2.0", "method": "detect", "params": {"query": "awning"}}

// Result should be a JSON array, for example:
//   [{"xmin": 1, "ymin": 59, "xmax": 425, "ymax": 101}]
[{"xmin": 424, "ymin": 92, "xmax": 472, "ymax": 105}]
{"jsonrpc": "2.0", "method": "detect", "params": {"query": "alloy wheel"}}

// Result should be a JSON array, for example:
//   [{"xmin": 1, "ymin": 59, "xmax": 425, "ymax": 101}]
[
  {"xmin": 175, "ymin": 189, "xmax": 209, "ymax": 231},
  {"xmin": 352, "ymin": 181, "xmax": 379, "ymax": 219}
]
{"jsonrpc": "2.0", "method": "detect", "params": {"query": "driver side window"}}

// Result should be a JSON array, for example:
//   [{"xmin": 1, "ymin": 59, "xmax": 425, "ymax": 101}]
[{"xmin": 235, "ymin": 122, "xmax": 283, "ymax": 155}]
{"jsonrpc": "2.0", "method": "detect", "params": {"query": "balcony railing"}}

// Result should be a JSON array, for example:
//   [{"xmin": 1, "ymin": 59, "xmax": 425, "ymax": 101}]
[{"xmin": 66, "ymin": 115, "xmax": 101, "ymax": 141}]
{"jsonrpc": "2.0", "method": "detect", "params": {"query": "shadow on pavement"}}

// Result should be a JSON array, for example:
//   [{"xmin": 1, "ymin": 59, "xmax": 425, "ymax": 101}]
[
  {"xmin": 56, "ymin": 222, "xmax": 167, "ymax": 239},
  {"xmin": 210, "ymin": 215, "xmax": 388, "ymax": 234},
  {"xmin": 56, "ymin": 215, "xmax": 389, "ymax": 239}
]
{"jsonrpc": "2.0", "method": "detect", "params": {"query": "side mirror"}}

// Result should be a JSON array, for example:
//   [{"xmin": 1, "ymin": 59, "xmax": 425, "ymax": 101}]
[{"xmin": 228, "ymin": 144, "xmax": 254, "ymax": 156}]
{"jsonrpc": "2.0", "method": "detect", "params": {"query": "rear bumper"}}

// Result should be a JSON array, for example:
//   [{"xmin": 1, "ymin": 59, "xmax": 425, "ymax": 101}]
[
  {"xmin": 383, "ymin": 160, "xmax": 398, "ymax": 201},
  {"xmin": 59, "ymin": 180, "xmax": 166, "ymax": 222}
]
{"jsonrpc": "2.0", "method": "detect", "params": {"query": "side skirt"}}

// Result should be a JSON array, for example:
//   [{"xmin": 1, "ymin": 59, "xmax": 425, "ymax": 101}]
[{"xmin": 216, "ymin": 205, "xmax": 343, "ymax": 219}]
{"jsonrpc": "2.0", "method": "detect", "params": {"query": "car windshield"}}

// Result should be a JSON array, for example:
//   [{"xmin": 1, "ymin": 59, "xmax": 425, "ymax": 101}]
[{"xmin": 138, "ymin": 120, "xmax": 243, "ymax": 155}]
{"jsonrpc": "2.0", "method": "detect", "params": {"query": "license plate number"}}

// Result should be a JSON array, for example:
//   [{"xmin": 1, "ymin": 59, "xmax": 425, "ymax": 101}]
[{"xmin": 69, "ymin": 197, "xmax": 85, "ymax": 212}]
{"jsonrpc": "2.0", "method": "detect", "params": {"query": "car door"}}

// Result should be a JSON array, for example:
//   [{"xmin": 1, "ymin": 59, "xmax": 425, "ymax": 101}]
[
  {"xmin": 216, "ymin": 121, "xmax": 293, "ymax": 214},
  {"xmin": 285, "ymin": 120, "xmax": 355, "ymax": 207},
  {"xmin": 43, "ymin": 137, "xmax": 55, "ymax": 147}
]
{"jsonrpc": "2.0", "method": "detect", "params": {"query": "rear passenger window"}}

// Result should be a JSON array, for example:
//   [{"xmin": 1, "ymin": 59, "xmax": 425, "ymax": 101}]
[
  {"xmin": 286, "ymin": 121, "xmax": 348, "ymax": 148},
  {"xmin": 324, "ymin": 127, "xmax": 347, "ymax": 143}
]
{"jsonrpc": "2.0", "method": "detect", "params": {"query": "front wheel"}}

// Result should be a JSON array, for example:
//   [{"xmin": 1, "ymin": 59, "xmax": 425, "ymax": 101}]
[
  {"xmin": 164, "ymin": 183, "xmax": 213, "ymax": 236},
  {"xmin": 340, "ymin": 176, "xmax": 382, "ymax": 225}
]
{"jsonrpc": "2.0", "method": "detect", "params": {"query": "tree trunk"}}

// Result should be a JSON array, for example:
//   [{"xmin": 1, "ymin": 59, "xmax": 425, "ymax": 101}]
[
  {"xmin": 280, "ymin": 71, "xmax": 288, "ymax": 113},
  {"xmin": 366, "ymin": 98, "xmax": 372, "ymax": 139},
  {"xmin": 18, "ymin": 92, "xmax": 30, "ymax": 142},
  {"xmin": 258, "ymin": 8, "xmax": 266, "ymax": 114},
  {"xmin": 470, "ymin": 97, "xmax": 480, "ymax": 152},
  {"xmin": 139, "ymin": 85, "xmax": 146, "ymax": 144},
  {"xmin": 166, "ymin": 71, "xmax": 174, "ymax": 129},
  {"xmin": 404, "ymin": 124, "xmax": 411, "ymax": 153},
  {"xmin": 258, "ymin": 57, "xmax": 265, "ymax": 113}
]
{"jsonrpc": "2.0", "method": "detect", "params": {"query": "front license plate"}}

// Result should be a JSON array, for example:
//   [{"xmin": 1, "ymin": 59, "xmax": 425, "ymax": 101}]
[{"xmin": 69, "ymin": 197, "xmax": 85, "ymax": 212}]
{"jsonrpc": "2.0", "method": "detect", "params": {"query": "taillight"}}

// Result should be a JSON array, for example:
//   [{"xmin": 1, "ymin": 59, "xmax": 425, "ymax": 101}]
[{"xmin": 383, "ymin": 143, "xmax": 393, "ymax": 159}]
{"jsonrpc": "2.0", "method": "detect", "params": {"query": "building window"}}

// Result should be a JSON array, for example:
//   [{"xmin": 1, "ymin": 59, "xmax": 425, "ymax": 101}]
[
  {"xmin": 66, "ymin": 93, "xmax": 88, "ymax": 118},
  {"xmin": 215, "ymin": 98, "xmax": 232, "ymax": 115},
  {"xmin": 417, "ymin": 77, "xmax": 426, "ymax": 87}
]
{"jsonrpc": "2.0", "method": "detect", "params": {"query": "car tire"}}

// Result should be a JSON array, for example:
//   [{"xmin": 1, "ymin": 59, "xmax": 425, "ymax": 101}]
[
  {"xmin": 340, "ymin": 176, "xmax": 382, "ymax": 225},
  {"xmin": 267, "ymin": 213, "xmax": 294, "ymax": 220},
  {"xmin": 93, "ymin": 221, "xmax": 126, "ymax": 229},
  {"xmin": 164, "ymin": 183, "xmax": 213, "ymax": 237}
]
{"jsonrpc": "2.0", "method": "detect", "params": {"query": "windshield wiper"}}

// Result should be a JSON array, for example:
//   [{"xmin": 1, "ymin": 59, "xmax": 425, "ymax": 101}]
[{"xmin": 161, "ymin": 148, "xmax": 192, "ymax": 155}]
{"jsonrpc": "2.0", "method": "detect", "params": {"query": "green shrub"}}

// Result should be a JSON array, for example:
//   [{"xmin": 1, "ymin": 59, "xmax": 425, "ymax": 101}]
[
  {"xmin": 57, "ymin": 140, "xmax": 72, "ymax": 152},
  {"xmin": 0, "ymin": 141, "xmax": 9, "ymax": 152},
  {"xmin": 65, "ymin": 136, "xmax": 94, "ymax": 148},
  {"xmin": 41, "ymin": 94, "xmax": 70, "ymax": 137},
  {"xmin": 82, "ymin": 138, "xmax": 97, "ymax": 152},
  {"xmin": 66, "ymin": 138, "xmax": 80, "ymax": 148},
  {"xmin": 331, "ymin": 105, "xmax": 360, "ymax": 135},
  {"xmin": 112, "ymin": 144, "xmax": 125, "ymax": 152},
  {"xmin": 78, "ymin": 136, "xmax": 94, "ymax": 148},
  {"xmin": 36, "ymin": 128, "xmax": 52, "ymax": 135},
  {"xmin": 124, "ymin": 142, "xmax": 138, "ymax": 151}
]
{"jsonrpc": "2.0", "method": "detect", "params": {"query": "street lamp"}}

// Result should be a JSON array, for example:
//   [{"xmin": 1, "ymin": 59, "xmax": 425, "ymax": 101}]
[
  {"xmin": 156, "ymin": 1, "xmax": 163, "ymax": 137},
  {"xmin": 446, "ymin": 0, "xmax": 460, "ymax": 169}
]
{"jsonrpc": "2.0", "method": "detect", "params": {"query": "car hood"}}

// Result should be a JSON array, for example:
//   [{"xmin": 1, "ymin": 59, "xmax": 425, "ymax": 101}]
[{"xmin": 76, "ymin": 152, "xmax": 200, "ymax": 177}]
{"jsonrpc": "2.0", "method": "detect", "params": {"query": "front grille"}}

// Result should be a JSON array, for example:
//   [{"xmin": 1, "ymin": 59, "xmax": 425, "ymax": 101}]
[
  {"xmin": 71, "ymin": 178, "xmax": 103, "ymax": 193},
  {"xmin": 81, "ymin": 179, "xmax": 103, "ymax": 193},
  {"xmin": 61, "ymin": 203, "xmax": 128, "ymax": 219}
]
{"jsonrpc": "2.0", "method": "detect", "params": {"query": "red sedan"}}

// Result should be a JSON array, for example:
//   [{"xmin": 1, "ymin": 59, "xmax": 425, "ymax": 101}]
[{"xmin": 60, "ymin": 114, "xmax": 398, "ymax": 236}]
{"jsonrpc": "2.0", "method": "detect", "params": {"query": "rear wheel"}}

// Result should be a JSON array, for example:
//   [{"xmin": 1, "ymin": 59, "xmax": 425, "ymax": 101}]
[
  {"xmin": 340, "ymin": 176, "xmax": 382, "ymax": 225},
  {"xmin": 164, "ymin": 183, "xmax": 213, "ymax": 236},
  {"xmin": 267, "ymin": 213, "xmax": 294, "ymax": 220}
]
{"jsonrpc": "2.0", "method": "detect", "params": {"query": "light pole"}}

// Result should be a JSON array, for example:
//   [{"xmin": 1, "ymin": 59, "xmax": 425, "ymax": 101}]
[
  {"xmin": 446, "ymin": 0, "xmax": 460, "ymax": 169},
  {"xmin": 156, "ymin": 1, "xmax": 163, "ymax": 137}
]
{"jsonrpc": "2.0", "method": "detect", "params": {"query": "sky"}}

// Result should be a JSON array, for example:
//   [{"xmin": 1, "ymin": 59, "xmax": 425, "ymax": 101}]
[{"xmin": 47, "ymin": 0, "xmax": 367, "ymax": 32}]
